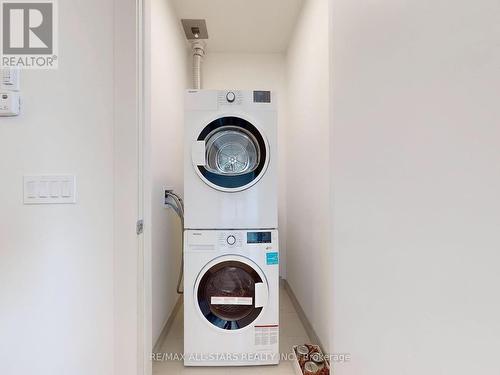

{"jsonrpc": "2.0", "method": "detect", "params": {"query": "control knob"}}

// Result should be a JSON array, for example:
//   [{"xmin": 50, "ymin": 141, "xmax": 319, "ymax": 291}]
[
  {"xmin": 226, "ymin": 235, "xmax": 236, "ymax": 245},
  {"xmin": 226, "ymin": 92, "xmax": 236, "ymax": 103}
]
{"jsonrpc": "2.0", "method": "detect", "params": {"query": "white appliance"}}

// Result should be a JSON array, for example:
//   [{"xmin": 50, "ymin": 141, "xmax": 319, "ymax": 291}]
[
  {"xmin": 184, "ymin": 229, "xmax": 279, "ymax": 366},
  {"xmin": 184, "ymin": 89, "xmax": 277, "ymax": 230}
]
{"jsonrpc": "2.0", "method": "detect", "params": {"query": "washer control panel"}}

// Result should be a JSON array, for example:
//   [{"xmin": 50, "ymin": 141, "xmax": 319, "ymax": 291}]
[
  {"xmin": 216, "ymin": 230, "xmax": 275, "ymax": 248},
  {"xmin": 246, "ymin": 231, "xmax": 272, "ymax": 244},
  {"xmin": 186, "ymin": 230, "xmax": 278, "ymax": 255},
  {"xmin": 218, "ymin": 232, "xmax": 243, "ymax": 248},
  {"xmin": 226, "ymin": 235, "xmax": 237, "ymax": 245}
]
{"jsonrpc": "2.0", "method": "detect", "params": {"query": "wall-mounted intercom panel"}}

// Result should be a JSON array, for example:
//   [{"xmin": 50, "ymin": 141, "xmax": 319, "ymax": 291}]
[
  {"xmin": 1, "ymin": 68, "xmax": 21, "ymax": 117},
  {"xmin": 0, "ymin": 92, "xmax": 21, "ymax": 116},
  {"xmin": 1, "ymin": 68, "xmax": 20, "ymax": 91}
]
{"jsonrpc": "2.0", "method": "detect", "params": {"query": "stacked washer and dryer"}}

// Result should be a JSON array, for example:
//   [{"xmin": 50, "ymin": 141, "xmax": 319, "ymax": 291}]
[{"xmin": 183, "ymin": 89, "xmax": 279, "ymax": 366}]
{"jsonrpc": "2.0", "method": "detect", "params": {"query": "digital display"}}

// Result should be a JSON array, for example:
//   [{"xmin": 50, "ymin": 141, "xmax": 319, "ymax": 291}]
[
  {"xmin": 253, "ymin": 91, "xmax": 271, "ymax": 103},
  {"xmin": 247, "ymin": 231, "xmax": 272, "ymax": 244}
]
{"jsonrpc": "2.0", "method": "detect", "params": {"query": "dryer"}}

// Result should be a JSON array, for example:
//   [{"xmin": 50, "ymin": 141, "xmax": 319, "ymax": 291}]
[
  {"xmin": 184, "ymin": 90, "xmax": 278, "ymax": 230},
  {"xmin": 183, "ymin": 229, "xmax": 279, "ymax": 366}
]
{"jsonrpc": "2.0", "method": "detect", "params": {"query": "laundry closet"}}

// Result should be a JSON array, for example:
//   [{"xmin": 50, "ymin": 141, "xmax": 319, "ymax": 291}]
[{"xmin": 147, "ymin": 0, "xmax": 331, "ymax": 371}]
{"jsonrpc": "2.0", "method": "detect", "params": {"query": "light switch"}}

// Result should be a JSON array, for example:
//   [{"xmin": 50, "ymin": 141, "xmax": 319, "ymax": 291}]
[
  {"xmin": 26, "ymin": 181, "xmax": 36, "ymax": 198},
  {"xmin": 24, "ymin": 175, "xmax": 76, "ymax": 204},
  {"xmin": 49, "ymin": 181, "xmax": 60, "ymax": 197},
  {"xmin": 1, "ymin": 67, "xmax": 20, "ymax": 91},
  {"xmin": 61, "ymin": 181, "xmax": 71, "ymax": 197},
  {"xmin": 38, "ymin": 181, "xmax": 48, "ymax": 197}
]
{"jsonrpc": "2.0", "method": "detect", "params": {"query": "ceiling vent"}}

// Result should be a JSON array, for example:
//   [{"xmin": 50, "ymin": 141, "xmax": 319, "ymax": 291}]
[{"xmin": 181, "ymin": 19, "xmax": 209, "ymax": 40}]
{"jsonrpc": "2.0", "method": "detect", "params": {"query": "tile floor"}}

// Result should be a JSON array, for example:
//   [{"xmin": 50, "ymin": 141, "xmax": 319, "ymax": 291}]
[{"xmin": 153, "ymin": 284, "xmax": 310, "ymax": 374}]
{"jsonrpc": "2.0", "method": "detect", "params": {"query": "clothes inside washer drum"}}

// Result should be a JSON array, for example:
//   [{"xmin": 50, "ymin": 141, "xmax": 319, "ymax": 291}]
[{"xmin": 204, "ymin": 266, "xmax": 256, "ymax": 321}]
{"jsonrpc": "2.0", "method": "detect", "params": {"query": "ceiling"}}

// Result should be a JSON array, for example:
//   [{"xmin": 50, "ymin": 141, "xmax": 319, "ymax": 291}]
[{"xmin": 171, "ymin": 0, "xmax": 304, "ymax": 53}]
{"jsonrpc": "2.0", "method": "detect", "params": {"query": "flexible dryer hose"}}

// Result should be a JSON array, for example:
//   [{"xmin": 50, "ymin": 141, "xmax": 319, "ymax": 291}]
[{"xmin": 165, "ymin": 191, "xmax": 184, "ymax": 294}]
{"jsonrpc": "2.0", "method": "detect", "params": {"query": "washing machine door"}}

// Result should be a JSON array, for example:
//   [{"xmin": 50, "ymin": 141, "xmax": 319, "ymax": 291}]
[
  {"xmin": 195, "ymin": 256, "xmax": 269, "ymax": 330},
  {"xmin": 192, "ymin": 116, "xmax": 269, "ymax": 192}
]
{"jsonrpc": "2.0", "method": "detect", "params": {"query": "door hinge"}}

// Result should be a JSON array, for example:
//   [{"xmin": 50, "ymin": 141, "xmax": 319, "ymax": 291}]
[{"xmin": 136, "ymin": 219, "xmax": 144, "ymax": 235}]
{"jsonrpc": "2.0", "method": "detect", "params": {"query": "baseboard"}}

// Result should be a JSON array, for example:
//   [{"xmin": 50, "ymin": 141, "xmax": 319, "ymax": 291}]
[
  {"xmin": 153, "ymin": 295, "xmax": 183, "ymax": 352},
  {"xmin": 282, "ymin": 278, "xmax": 325, "ymax": 351}
]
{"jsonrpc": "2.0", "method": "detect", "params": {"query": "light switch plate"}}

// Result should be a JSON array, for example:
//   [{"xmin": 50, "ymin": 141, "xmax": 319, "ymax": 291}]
[
  {"xmin": 1, "ymin": 67, "xmax": 20, "ymax": 91},
  {"xmin": 0, "ymin": 91, "xmax": 21, "ymax": 116},
  {"xmin": 24, "ymin": 175, "xmax": 76, "ymax": 204}
]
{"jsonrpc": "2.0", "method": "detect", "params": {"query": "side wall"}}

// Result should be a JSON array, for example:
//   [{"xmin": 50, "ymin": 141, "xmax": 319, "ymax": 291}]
[
  {"xmin": 202, "ymin": 52, "xmax": 288, "ymax": 277},
  {"xmin": 149, "ymin": 0, "xmax": 188, "ymax": 345},
  {"xmin": 331, "ymin": 0, "xmax": 500, "ymax": 373},
  {"xmin": 285, "ymin": 0, "xmax": 331, "ymax": 350},
  {"xmin": 0, "ymin": 0, "xmax": 115, "ymax": 374}
]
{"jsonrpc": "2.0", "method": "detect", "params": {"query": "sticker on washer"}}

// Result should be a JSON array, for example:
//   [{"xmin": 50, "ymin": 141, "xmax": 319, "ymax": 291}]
[
  {"xmin": 255, "ymin": 325, "xmax": 279, "ymax": 346},
  {"xmin": 266, "ymin": 252, "xmax": 279, "ymax": 265},
  {"xmin": 211, "ymin": 296, "xmax": 253, "ymax": 305}
]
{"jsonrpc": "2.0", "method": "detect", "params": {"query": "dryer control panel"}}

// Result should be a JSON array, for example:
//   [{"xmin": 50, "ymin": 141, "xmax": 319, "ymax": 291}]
[
  {"xmin": 185, "ymin": 90, "xmax": 276, "ymax": 112},
  {"xmin": 218, "ymin": 90, "xmax": 243, "ymax": 105},
  {"xmin": 186, "ymin": 230, "xmax": 278, "ymax": 256}
]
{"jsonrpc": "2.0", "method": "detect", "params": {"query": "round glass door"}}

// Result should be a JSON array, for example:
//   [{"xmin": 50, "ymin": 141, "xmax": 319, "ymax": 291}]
[
  {"xmin": 196, "ymin": 260, "xmax": 266, "ymax": 330},
  {"xmin": 194, "ymin": 117, "xmax": 269, "ymax": 192},
  {"xmin": 205, "ymin": 127, "xmax": 259, "ymax": 175}
]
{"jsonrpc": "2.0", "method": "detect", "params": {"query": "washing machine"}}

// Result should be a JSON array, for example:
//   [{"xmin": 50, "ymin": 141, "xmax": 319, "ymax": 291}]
[
  {"xmin": 184, "ymin": 89, "xmax": 278, "ymax": 230},
  {"xmin": 184, "ymin": 229, "xmax": 279, "ymax": 366}
]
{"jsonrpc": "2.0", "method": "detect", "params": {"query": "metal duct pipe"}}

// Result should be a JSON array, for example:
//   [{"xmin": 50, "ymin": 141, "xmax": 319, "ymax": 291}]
[{"xmin": 191, "ymin": 41, "xmax": 205, "ymax": 89}]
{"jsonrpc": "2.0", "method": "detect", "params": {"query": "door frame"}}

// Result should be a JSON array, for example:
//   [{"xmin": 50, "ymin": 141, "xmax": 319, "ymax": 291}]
[{"xmin": 113, "ymin": 0, "xmax": 150, "ymax": 374}]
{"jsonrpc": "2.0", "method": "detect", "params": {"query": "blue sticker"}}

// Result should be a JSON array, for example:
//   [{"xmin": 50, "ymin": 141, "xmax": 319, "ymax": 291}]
[{"xmin": 266, "ymin": 252, "xmax": 279, "ymax": 265}]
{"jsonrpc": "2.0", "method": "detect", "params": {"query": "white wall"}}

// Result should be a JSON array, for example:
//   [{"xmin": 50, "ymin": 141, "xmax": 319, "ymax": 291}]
[
  {"xmin": 203, "ymin": 52, "xmax": 288, "ymax": 277},
  {"xmin": 0, "ymin": 0, "xmax": 114, "ymax": 374},
  {"xmin": 330, "ymin": 0, "xmax": 500, "ymax": 373},
  {"xmin": 285, "ymin": 0, "xmax": 331, "ymax": 349},
  {"xmin": 149, "ymin": 0, "xmax": 188, "ymax": 345}
]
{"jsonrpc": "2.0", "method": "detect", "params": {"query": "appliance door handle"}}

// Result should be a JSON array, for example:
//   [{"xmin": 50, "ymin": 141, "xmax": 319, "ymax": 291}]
[
  {"xmin": 254, "ymin": 282, "xmax": 268, "ymax": 308},
  {"xmin": 192, "ymin": 140, "xmax": 206, "ymax": 166}
]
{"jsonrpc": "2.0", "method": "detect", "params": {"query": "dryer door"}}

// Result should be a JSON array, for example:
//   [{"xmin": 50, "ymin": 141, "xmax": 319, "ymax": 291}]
[
  {"xmin": 193, "ymin": 116, "xmax": 269, "ymax": 192},
  {"xmin": 196, "ymin": 257, "xmax": 268, "ymax": 330}
]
